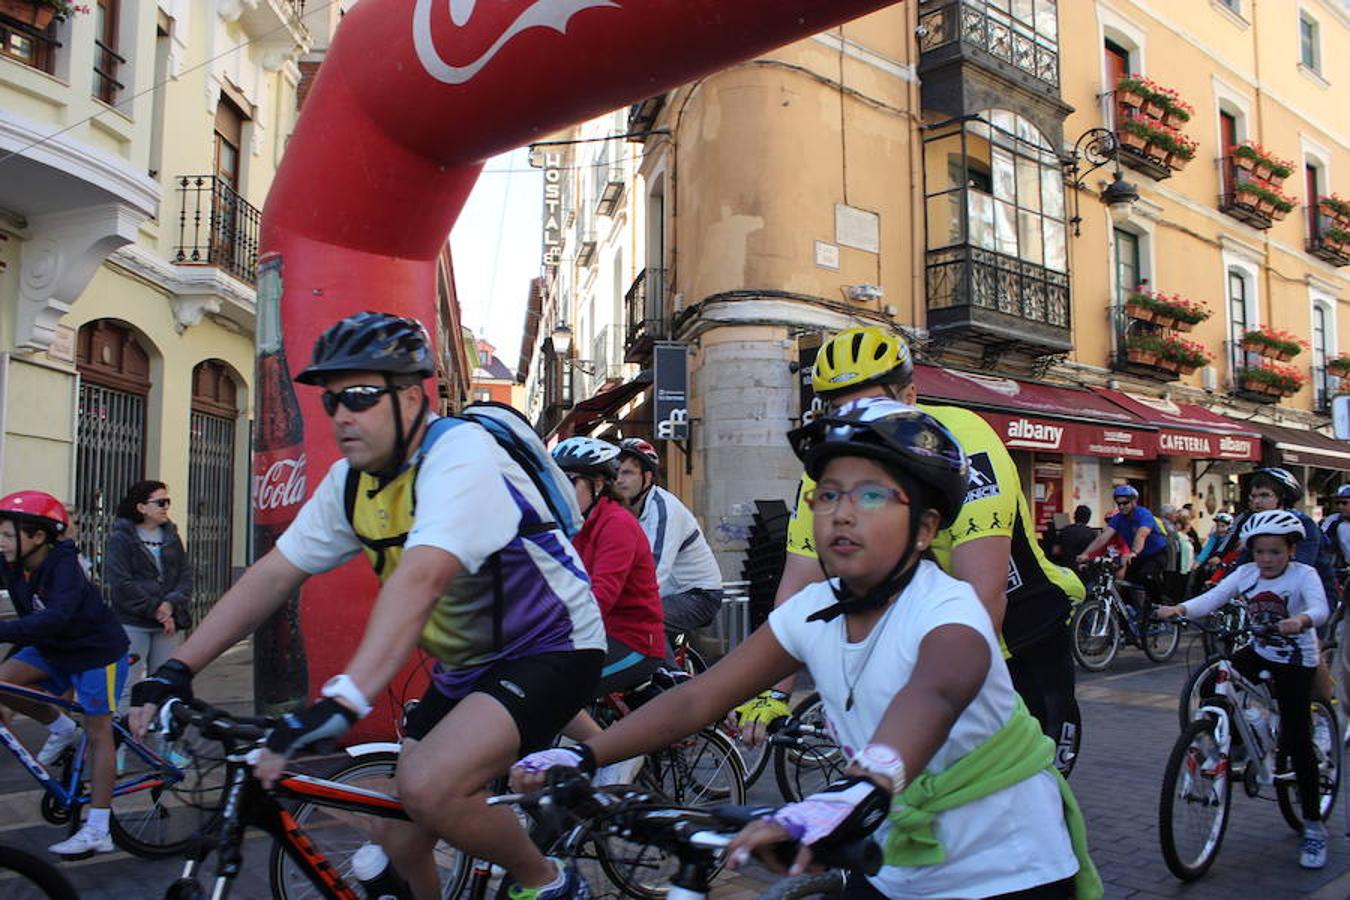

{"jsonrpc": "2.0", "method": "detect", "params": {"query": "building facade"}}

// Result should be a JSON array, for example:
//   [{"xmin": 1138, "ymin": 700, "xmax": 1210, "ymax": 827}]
[
  {"xmin": 0, "ymin": 0, "xmax": 341, "ymax": 619},
  {"xmin": 527, "ymin": 0, "xmax": 1349, "ymax": 578}
]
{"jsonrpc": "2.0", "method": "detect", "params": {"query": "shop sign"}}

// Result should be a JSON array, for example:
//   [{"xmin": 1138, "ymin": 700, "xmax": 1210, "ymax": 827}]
[
  {"xmin": 1156, "ymin": 429, "xmax": 1258, "ymax": 461},
  {"xmin": 653, "ymin": 341, "xmax": 689, "ymax": 441},
  {"xmin": 542, "ymin": 151, "xmax": 563, "ymax": 271},
  {"xmin": 982, "ymin": 412, "xmax": 1152, "ymax": 459}
]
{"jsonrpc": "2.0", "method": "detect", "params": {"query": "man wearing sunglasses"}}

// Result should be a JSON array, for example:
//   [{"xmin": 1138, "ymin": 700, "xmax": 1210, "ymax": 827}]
[
  {"xmin": 130, "ymin": 311, "xmax": 605, "ymax": 900},
  {"xmin": 1077, "ymin": 484, "xmax": 1169, "ymax": 612}
]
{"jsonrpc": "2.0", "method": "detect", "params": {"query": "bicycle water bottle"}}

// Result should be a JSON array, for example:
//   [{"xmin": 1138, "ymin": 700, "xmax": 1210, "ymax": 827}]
[{"xmin": 350, "ymin": 843, "xmax": 411, "ymax": 900}]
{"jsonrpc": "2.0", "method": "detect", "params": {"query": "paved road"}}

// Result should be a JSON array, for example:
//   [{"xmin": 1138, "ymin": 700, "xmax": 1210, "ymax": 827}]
[{"xmin": 0, "ymin": 636, "xmax": 1346, "ymax": 898}]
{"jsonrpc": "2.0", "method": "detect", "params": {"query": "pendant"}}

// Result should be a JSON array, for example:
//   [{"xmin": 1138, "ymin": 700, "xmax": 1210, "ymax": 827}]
[{"xmin": 845, "ymin": 690, "xmax": 855, "ymax": 712}]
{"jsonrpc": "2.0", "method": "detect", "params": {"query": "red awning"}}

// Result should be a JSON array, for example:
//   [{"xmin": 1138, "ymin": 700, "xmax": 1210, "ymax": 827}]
[
  {"xmin": 914, "ymin": 365, "xmax": 1157, "ymax": 459},
  {"xmin": 553, "ymin": 371, "xmax": 653, "ymax": 438},
  {"xmin": 1092, "ymin": 389, "xmax": 1261, "ymax": 461}
]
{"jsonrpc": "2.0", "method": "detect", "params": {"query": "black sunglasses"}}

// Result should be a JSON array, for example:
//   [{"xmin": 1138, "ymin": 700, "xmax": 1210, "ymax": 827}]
[
  {"xmin": 320, "ymin": 385, "xmax": 398, "ymax": 416},
  {"xmin": 148, "ymin": 498, "xmax": 171, "ymax": 508}
]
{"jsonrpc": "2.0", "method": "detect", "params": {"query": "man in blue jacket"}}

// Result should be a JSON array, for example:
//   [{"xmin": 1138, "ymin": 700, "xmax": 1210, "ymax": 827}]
[
  {"xmin": 0, "ymin": 491, "xmax": 129, "ymax": 856},
  {"xmin": 1077, "ymin": 484, "xmax": 1170, "ymax": 608}
]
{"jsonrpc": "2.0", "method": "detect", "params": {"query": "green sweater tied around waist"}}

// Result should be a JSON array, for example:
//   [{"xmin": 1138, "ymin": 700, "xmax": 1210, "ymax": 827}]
[{"xmin": 883, "ymin": 697, "xmax": 1102, "ymax": 900}]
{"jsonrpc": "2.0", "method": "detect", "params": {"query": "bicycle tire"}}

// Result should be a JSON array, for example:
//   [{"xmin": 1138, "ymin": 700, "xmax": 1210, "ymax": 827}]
[
  {"xmin": 1275, "ymin": 698, "xmax": 1341, "ymax": 832},
  {"xmin": 268, "ymin": 751, "xmax": 470, "ymax": 900},
  {"xmin": 0, "ymin": 844, "xmax": 79, "ymax": 900},
  {"xmin": 595, "ymin": 728, "xmax": 746, "ymax": 899},
  {"xmin": 774, "ymin": 694, "xmax": 845, "ymax": 803},
  {"xmin": 760, "ymin": 870, "xmax": 847, "ymax": 899},
  {"xmin": 1142, "ymin": 610, "xmax": 1181, "ymax": 663},
  {"xmin": 1159, "ymin": 715, "xmax": 1233, "ymax": 881},
  {"xmin": 107, "ymin": 725, "xmax": 226, "ymax": 859},
  {"xmin": 1177, "ymin": 658, "xmax": 1224, "ymax": 733},
  {"xmin": 1070, "ymin": 599, "xmax": 1119, "ymax": 672}
]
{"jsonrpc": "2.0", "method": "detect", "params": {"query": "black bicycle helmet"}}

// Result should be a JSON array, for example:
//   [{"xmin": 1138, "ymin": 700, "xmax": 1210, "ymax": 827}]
[
  {"xmin": 552, "ymin": 437, "xmax": 621, "ymax": 480},
  {"xmin": 1252, "ymin": 467, "xmax": 1303, "ymax": 506},
  {"xmin": 295, "ymin": 311, "xmax": 435, "ymax": 385},
  {"xmin": 788, "ymin": 397, "xmax": 968, "ymax": 529},
  {"xmin": 618, "ymin": 438, "xmax": 660, "ymax": 474}
]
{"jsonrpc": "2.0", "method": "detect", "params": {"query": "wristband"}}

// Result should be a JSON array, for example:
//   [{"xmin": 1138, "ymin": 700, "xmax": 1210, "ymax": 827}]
[
  {"xmin": 320, "ymin": 674, "xmax": 372, "ymax": 719},
  {"xmin": 572, "ymin": 742, "xmax": 598, "ymax": 776}
]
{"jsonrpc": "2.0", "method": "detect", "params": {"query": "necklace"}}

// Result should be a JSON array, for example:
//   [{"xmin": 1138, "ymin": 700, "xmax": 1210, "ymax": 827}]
[{"xmin": 840, "ymin": 598, "xmax": 901, "ymax": 712}]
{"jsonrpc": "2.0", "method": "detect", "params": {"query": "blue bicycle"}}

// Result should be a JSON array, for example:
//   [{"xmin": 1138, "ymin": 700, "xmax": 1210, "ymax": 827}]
[{"xmin": 0, "ymin": 679, "xmax": 223, "ymax": 858}]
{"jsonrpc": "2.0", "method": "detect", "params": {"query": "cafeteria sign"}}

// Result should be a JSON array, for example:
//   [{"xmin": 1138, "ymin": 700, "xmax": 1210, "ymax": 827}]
[{"xmin": 654, "ymin": 341, "xmax": 690, "ymax": 441}]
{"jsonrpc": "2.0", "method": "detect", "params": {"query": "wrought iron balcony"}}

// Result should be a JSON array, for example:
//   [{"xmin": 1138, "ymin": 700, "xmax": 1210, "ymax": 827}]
[
  {"xmin": 1308, "ymin": 212, "xmax": 1350, "ymax": 267},
  {"xmin": 917, "ymin": 0, "xmax": 1061, "ymax": 92},
  {"xmin": 624, "ymin": 267, "xmax": 667, "ymax": 364},
  {"xmin": 924, "ymin": 246, "xmax": 1071, "ymax": 353},
  {"xmin": 1217, "ymin": 157, "xmax": 1273, "ymax": 230},
  {"xmin": 172, "ymin": 176, "xmax": 262, "ymax": 286}
]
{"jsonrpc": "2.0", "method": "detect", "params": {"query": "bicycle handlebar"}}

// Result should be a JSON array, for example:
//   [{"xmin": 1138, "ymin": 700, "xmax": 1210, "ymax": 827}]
[
  {"xmin": 160, "ymin": 698, "xmax": 275, "ymax": 746},
  {"xmin": 494, "ymin": 769, "xmax": 883, "ymax": 876},
  {"xmin": 1172, "ymin": 616, "xmax": 1294, "ymax": 645}
]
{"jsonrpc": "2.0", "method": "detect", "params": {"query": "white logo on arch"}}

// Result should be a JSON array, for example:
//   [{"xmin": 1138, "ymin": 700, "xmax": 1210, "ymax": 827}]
[{"xmin": 413, "ymin": 0, "xmax": 621, "ymax": 85}]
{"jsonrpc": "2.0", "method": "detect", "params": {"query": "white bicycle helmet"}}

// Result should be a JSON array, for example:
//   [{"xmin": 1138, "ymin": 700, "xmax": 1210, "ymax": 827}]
[
  {"xmin": 552, "ymin": 436, "xmax": 621, "ymax": 479},
  {"xmin": 1239, "ymin": 509, "xmax": 1305, "ymax": 545}
]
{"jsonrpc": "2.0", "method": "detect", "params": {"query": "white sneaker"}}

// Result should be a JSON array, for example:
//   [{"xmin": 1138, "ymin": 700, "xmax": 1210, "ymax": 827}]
[
  {"xmin": 49, "ymin": 823, "xmax": 114, "ymax": 857},
  {"xmin": 37, "ymin": 728, "xmax": 82, "ymax": 766},
  {"xmin": 1299, "ymin": 822, "xmax": 1328, "ymax": 869},
  {"xmin": 593, "ymin": 755, "xmax": 645, "ymax": 786}
]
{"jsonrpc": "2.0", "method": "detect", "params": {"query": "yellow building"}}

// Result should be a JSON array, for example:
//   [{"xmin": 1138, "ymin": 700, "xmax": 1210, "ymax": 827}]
[
  {"xmin": 0, "ymin": 1, "xmax": 341, "ymax": 618},
  {"xmin": 532, "ymin": 0, "xmax": 1349, "ymax": 577}
]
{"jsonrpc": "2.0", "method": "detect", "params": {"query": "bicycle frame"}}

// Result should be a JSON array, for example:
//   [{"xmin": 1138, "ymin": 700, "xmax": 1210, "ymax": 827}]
[
  {"xmin": 0, "ymin": 680, "xmax": 180, "ymax": 816},
  {"xmin": 181, "ymin": 746, "xmax": 410, "ymax": 900},
  {"xmin": 1194, "ymin": 659, "xmax": 1280, "ymax": 786}
]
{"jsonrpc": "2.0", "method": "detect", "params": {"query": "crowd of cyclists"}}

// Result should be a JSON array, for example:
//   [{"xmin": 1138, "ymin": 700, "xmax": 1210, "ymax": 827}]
[{"xmin": 0, "ymin": 311, "xmax": 1342, "ymax": 898}]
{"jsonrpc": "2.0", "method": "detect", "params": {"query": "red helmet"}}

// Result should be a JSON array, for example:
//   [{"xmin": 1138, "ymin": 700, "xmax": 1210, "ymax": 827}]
[
  {"xmin": 0, "ymin": 491, "xmax": 69, "ymax": 536},
  {"xmin": 619, "ymin": 438, "xmax": 660, "ymax": 474}
]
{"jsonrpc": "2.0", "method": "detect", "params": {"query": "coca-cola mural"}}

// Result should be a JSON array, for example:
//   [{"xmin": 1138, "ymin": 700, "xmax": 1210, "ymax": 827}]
[{"xmin": 258, "ymin": 0, "xmax": 903, "ymax": 734}]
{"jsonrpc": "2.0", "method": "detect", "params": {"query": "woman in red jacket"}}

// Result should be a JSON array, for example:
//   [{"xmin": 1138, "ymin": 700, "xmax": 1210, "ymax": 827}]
[{"xmin": 553, "ymin": 437, "xmax": 666, "ymax": 693}]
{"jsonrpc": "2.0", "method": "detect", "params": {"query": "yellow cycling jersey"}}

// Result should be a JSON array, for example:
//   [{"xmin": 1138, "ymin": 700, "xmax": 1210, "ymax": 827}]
[{"xmin": 786, "ymin": 403, "xmax": 1084, "ymax": 655}]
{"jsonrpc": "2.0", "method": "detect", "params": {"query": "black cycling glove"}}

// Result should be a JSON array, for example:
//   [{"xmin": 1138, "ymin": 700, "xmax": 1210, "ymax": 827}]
[
  {"xmin": 265, "ymin": 699, "xmax": 359, "ymax": 758},
  {"xmin": 129, "ymin": 658, "xmax": 194, "ymax": 708}
]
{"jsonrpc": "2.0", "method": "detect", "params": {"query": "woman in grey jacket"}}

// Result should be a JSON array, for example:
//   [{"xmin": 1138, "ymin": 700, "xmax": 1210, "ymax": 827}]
[{"xmin": 104, "ymin": 481, "xmax": 192, "ymax": 711}]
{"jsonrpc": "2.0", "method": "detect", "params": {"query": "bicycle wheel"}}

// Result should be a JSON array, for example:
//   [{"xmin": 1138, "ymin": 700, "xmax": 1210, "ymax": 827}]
[
  {"xmin": 774, "ymin": 694, "xmax": 845, "ymax": 803},
  {"xmin": 1178, "ymin": 658, "xmax": 1224, "ymax": 733},
  {"xmin": 595, "ymin": 728, "xmax": 746, "ymax": 899},
  {"xmin": 268, "ymin": 751, "xmax": 470, "ymax": 900},
  {"xmin": 1276, "ymin": 699, "xmax": 1342, "ymax": 832},
  {"xmin": 108, "ymin": 722, "xmax": 227, "ymax": 859},
  {"xmin": 1159, "ymin": 715, "xmax": 1233, "ymax": 881},
  {"xmin": 1142, "ymin": 609, "xmax": 1181, "ymax": 663},
  {"xmin": 1070, "ymin": 599, "xmax": 1119, "ymax": 672},
  {"xmin": 0, "ymin": 844, "xmax": 79, "ymax": 900},
  {"xmin": 760, "ymin": 870, "xmax": 847, "ymax": 899}
]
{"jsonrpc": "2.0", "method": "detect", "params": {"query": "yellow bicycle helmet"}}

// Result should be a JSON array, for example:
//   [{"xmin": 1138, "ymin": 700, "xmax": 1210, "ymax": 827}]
[{"xmin": 810, "ymin": 326, "xmax": 914, "ymax": 398}]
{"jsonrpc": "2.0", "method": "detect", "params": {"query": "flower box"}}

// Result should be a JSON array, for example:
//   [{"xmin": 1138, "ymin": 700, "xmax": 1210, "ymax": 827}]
[
  {"xmin": 1143, "ymin": 99, "xmax": 1166, "ymax": 119},
  {"xmin": 1145, "ymin": 141, "xmax": 1170, "ymax": 163},
  {"xmin": 1327, "ymin": 356, "xmax": 1350, "ymax": 376},
  {"xmin": 1127, "ymin": 348, "xmax": 1159, "ymax": 366},
  {"xmin": 1119, "ymin": 128, "xmax": 1148, "ymax": 150},
  {"xmin": 0, "ymin": 0, "xmax": 56, "ymax": 28},
  {"xmin": 1241, "ymin": 327, "xmax": 1305, "ymax": 361},
  {"xmin": 1125, "ymin": 300, "xmax": 1155, "ymax": 323}
]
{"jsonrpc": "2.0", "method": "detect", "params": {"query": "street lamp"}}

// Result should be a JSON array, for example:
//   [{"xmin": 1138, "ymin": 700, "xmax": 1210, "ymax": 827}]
[
  {"xmin": 1065, "ymin": 127, "xmax": 1139, "ymax": 237},
  {"xmin": 549, "ymin": 323, "xmax": 597, "ymax": 376}
]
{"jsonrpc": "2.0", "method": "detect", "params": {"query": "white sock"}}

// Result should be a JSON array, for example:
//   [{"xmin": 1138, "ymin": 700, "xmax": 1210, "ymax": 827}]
[
  {"xmin": 49, "ymin": 714, "xmax": 77, "ymax": 735},
  {"xmin": 86, "ymin": 807, "xmax": 110, "ymax": 833}
]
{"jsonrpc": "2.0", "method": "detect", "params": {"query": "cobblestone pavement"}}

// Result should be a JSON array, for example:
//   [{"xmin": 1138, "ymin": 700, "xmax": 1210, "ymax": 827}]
[{"xmin": 0, "ymin": 636, "xmax": 1346, "ymax": 898}]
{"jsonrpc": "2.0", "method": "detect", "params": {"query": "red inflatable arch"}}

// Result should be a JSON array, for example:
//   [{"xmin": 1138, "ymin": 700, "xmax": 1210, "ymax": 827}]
[{"xmin": 253, "ymin": 0, "xmax": 903, "ymax": 733}]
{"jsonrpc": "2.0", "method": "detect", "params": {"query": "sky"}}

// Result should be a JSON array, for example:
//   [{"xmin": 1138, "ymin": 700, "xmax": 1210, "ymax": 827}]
[{"xmin": 450, "ymin": 147, "xmax": 543, "ymax": 372}]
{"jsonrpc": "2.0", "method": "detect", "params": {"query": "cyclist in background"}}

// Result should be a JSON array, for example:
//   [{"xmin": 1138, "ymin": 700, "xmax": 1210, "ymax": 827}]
[
  {"xmin": 0, "ymin": 491, "xmax": 129, "ymax": 856},
  {"xmin": 613, "ymin": 438, "xmax": 724, "ymax": 651},
  {"xmin": 129, "ymin": 312, "xmax": 605, "ymax": 900},
  {"xmin": 1157, "ymin": 509, "xmax": 1329, "ymax": 869},
  {"xmin": 513, "ymin": 401, "xmax": 1094, "ymax": 899},
  {"xmin": 733, "ymin": 327, "xmax": 1085, "ymax": 752},
  {"xmin": 1077, "ymin": 485, "xmax": 1168, "ymax": 612}
]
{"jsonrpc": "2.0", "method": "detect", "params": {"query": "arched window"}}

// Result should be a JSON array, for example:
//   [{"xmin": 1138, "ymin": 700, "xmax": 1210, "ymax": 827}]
[{"xmin": 188, "ymin": 360, "xmax": 240, "ymax": 623}]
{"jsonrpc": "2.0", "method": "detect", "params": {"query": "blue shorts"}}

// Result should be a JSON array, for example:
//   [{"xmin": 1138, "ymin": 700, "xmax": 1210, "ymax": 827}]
[{"xmin": 12, "ymin": 647, "xmax": 127, "ymax": 717}]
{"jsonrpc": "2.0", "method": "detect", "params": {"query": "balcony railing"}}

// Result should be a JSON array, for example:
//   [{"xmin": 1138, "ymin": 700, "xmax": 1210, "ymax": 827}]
[
  {"xmin": 0, "ymin": 13, "xmax": 59, "ymax": 74},
  {"xmin": 924, "ymin": 245, "xmax": 1071, "ymax": 352},
  {"xmin": 1308, "ymin": 212, "xmax": 1350, "ymax": 267},
  {"xmin": 93, "ymin": 38, "xmax": 126, "ymax": 105},
  {"xmin": 624, "ymin": 267, "xmax": 667, "ymax": 363},
  {"xmin": 1217, "ymin": 157, "xmax": 1273, "ymax": 230},
  {"xmin": 917, "ymin": 0, "xmax": 1061, "ymax": 90},
  {"xmin": 173, "ymin": 176, "xmax": 262, "ymax": 286}
]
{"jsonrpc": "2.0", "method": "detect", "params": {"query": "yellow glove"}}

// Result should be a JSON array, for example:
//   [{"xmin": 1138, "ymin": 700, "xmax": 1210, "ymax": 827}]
[{"xmin": 732, "ymin": 689, "xmax": 791, "ymax": 729}]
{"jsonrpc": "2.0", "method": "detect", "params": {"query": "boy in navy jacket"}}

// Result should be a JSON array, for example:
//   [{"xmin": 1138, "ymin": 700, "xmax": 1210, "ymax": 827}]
[{"xmin": 0, "ymin": 491, "xmax": 128, "ymax": 856}]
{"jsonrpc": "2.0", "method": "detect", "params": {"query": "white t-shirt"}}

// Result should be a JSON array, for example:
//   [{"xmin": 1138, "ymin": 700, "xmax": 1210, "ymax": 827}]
[
  {"xmin": 635, "ymin": 485, "xmax": 723, "ymax": 595},
  {"xmin": 276, "ymin": 419, "xmax": 606, "ymax": 692},
  {"xmin": 1183, "ymin": 561, "xmax": 1328, "ymax": 668},
  {"xmin": 769, "ymin": 560, "xmax": 1078, "ymax": 898},
  {"xmin": 1323, "ymin": 513, "xmax": 1350, "ymax": 570}
]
